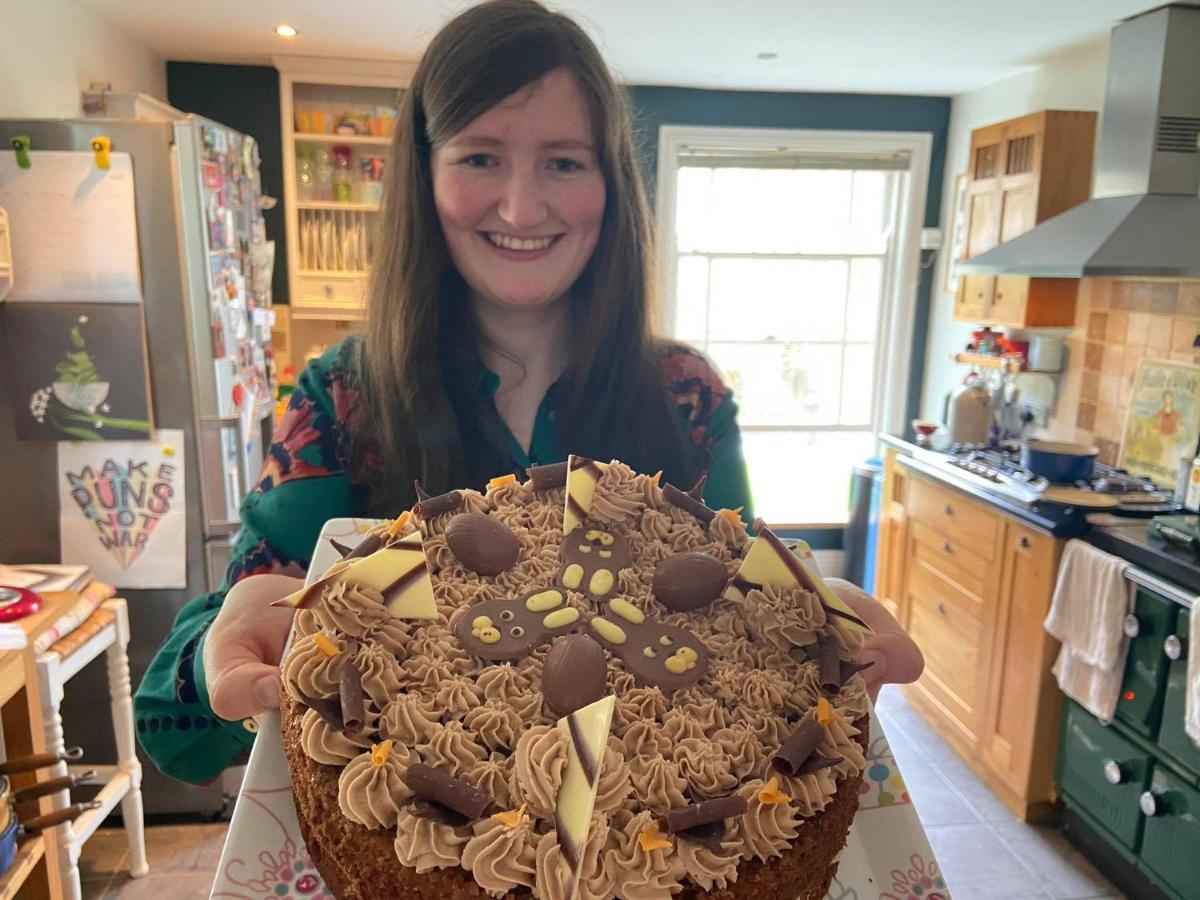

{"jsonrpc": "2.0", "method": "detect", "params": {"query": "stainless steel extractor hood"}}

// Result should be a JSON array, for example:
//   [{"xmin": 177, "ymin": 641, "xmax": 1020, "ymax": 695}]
[{"xmin": 959, "ymin": 4, "xmax": 1200, "ymax": 279}]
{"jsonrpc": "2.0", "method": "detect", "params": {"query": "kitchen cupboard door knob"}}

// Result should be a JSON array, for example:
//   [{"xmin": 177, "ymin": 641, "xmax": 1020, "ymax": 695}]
[
  {"xmin": 1164, "ymin": 635, "xmax": 1185, "ymax": 661},
  {"xmin": 944, "ymin": 504, "xmax": 954, "ymax": 516},
  {"xmin": 937, "ymin": 602, "xmax": 948, "ymax": 615},
  {"xmin": 1139, "ymin": 791, "xmax": 1158, "ymax": 817},
  {"xmin": 1123, "ymin": 614, "xmax": 1141, "ymax": 638},
  {"xmin": 942, "ymin": 541, "xmax": 952, "ymax": 553},
  {"xmin": 1103, "ymin": 760, "xmax": 1124, "ymax": 784},
  {"xmin": 1018, "ymin": 536, "xmax": 1031, "ymax": 549}
]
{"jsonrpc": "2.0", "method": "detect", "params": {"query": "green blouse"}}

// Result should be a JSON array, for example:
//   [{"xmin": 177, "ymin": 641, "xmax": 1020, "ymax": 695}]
[{"xmin": 133, "ymin": 338, "xmax": 752, "ymax": 784}]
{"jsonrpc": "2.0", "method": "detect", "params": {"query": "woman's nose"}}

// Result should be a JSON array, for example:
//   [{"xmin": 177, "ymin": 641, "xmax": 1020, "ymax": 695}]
[{"xmin": 497, "ymin": 169, "xmax": 548, "ymax": 230}]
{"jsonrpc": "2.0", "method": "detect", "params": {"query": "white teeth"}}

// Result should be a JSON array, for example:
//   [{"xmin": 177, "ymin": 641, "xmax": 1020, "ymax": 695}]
[{"xmin": 487, "ymin": 233, "xmax": 554, "ymax": 251}]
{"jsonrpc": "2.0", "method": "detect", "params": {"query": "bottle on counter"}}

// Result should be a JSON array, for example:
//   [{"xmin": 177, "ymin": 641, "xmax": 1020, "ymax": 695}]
[{"xmin": 1186, "ymin": 457, "xmax": 1200, "ymax": 512}]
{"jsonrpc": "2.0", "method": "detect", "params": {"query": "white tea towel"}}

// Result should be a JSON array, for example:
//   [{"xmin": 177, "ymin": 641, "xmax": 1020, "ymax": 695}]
[
  {"xmin": 1044, "ymin": 539, "xmax": 1132, "ymax": 720},
  {"xmin": 1188, "ymin": 606, "xmax": 1200, "ymax": 749}
]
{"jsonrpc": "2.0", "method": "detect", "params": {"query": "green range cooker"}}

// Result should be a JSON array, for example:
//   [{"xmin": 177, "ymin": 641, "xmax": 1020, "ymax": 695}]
[{"xmin": 1057, "ymin": 559, "xmax": 1200, "ymax": 900}]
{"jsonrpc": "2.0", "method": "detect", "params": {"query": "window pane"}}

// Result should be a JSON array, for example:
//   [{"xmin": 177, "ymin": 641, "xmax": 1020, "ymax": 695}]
[
  {"xmin": 708, "ymin": 259, "xmax": 847, "ymax": 343},
  {"xmin": 708, "ymin": 342, "xmax": 843, "ymax": 427},
  {"xmin": 743, "ymin": 430, "xmax": 876, "ymax": 523},
  {"xmin": 845, "ymin": 257, "xmax": 883, "ymax": 342},
  {"xmin": 840, "ymin": 343, "xmax": 875, "ymax": 425},
  {"xmin": 849, "ymin": 171, "xmax": 890, "ymax": 252},
  {"xmin": 674, "ymin": 256, "xmax": 708, "ymax": 342},
  {"xmin": 674, "ymin": 167, "xmax": 712, "ymax": 253}
]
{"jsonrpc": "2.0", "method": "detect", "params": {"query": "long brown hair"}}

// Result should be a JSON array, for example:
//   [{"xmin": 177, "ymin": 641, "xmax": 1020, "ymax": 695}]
[{"xmin": 355, "ymin": 0, "xmax": 700, "ymax": 514}]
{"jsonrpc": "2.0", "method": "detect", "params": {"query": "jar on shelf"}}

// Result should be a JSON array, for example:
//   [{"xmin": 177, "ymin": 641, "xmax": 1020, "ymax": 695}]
[
  {"xmin": 359, "ymin": 157, "xmax": 384, "ymax": 205},
  {"xmin": 314, "ymin": 148, "xmax": 334, "ymax": 202},
  {"xmin": 332, "ymin": 145, "xmax": 353, "ymax": 202},
  {"xmin": 297, "ymin": 148, "xmax": 315, "ymax": 202}
]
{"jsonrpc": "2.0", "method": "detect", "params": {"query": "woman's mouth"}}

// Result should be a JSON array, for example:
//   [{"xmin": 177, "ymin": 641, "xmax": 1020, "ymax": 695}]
[{"xmin": 480, "ymin": 232, "xmax": 563, "ymax": 260}]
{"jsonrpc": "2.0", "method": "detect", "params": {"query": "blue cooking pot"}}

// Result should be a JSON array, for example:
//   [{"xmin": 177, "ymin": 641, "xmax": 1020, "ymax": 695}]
[{"xmin": 1020, "ymin": 439, "xmax": 1099, "ymax": 483}]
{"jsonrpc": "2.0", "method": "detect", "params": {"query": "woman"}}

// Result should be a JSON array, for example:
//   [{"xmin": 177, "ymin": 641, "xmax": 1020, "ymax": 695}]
[{"xmin": 134, "ymin": 0, "xmax": 920, "ymax": 784}]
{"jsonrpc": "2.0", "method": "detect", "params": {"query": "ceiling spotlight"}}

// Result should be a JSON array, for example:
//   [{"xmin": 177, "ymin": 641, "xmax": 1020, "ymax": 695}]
[
  {"xmin": 756, "ymin": 52, "xmax": 778, "ymax": 60},
  {"xmin": 275, "ymin": 24, "xmax": 298, "ymax": 38}
]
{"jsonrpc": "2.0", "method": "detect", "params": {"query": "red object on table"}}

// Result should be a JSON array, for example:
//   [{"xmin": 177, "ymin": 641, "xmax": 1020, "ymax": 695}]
[{"xmin": 0, "ymin": 586, "xmax": 41, "ymax": 622}]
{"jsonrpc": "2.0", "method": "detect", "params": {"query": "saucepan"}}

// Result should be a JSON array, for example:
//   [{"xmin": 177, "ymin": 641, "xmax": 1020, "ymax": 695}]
[
  {"xmin": 1020, "ymin": 439, "xmax": 1099, "ymax": 483},
  {"xmin": 0, "ymin": 747, "xmax": 94, "ymax": 874}
]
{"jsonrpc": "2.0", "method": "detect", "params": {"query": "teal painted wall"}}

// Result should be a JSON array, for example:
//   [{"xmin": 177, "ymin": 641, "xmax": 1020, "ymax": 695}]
[{"xmin": 626, "ymin": 86, "xmax": 951, "ymax": 436}]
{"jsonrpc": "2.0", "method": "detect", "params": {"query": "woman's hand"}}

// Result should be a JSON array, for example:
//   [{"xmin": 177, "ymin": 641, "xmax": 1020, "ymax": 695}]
[
  {"xmin": 827, "ymin": 578, "xmax": 924, "ymax": 701},
  {"xmin": 203, "ymin": 574, "xmax": 303, "ymax": 721}
]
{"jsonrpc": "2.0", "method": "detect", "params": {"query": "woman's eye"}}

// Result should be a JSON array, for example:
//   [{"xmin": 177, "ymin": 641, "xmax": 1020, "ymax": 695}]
[
  {"xmin": 548, "ymin": 157, "xmax": 584, "ymax": 173},
  {"xmin": 462, "ymin": 154, "xmax": 496, "ymax": 168}
]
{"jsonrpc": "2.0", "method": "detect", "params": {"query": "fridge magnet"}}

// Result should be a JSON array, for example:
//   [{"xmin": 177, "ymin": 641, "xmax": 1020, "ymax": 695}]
[
  {"xmin": 57, "ymin": 429, "xmax": 186, "ymax": 588},
  {"xmin": 1119, "ymin": 360, "xmax": 1200, "ymax": 490},
  {"xmin": 3, "ymin": 302, "xmax": 153, "ymax": 441}
]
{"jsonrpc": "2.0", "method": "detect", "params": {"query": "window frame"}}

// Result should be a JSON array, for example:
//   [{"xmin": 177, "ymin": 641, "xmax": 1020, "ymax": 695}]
[{"xmin": 654, "ymin": 125, "xmax": 932, "ymax": 445}]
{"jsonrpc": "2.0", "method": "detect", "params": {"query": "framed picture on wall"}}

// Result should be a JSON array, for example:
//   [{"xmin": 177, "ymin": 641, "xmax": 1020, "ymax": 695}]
[{"xmin": 942, "ymin": 172, "xmax": 967, "ymax": 298}]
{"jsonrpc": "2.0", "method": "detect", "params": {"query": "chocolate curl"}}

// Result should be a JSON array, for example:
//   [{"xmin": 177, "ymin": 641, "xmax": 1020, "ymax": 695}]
[
  {"xmin": 527, "ymin": 461, "xmax": 569, "ymax": 491},
  {"xmin": 838, "ymin": 658, "xmax": 876, "ymax": 688},
  {"xmin": 414, "ymin": 480, "xmax": 431, "ymax": 502},
  {"xmin": 298, "ymin": 692, "xmax": 343, "ymax": 731},
  {"xmin": 338, "ymin": 659, "xmax": 365, "ymax": 735},
  {"xmin": 663, "ymin": 482, "xmax": 716, "ymax": 525},
  {"xmin": 675, "ymin": 821, "xmax": 726, "ymax": 850},
  {"xmin": 799, "ymin": 754, "xmax": 841, "ymax": 776},
  {"xmin": 788, "ymin": 640, "xmax": 819, "ymax": 665},
  {"xmin": 415, "ymin": 489, "xmax": 464, "ymax": 521},
  {"xmin": 330, "ymin": 539, "xmax": 354, "ymax": 558},
  {"xmin": 818, "ymin": 635, "xmax": 842, "ymax": 694},
  {"xmin": 666, "ymin": 795, "xmax": 747, "ymax": 834},
  {"xmin": 409, "ymin": 798, "xmax": 470, "ymax": 828},
  {"xmin": 344, "ymin": 532, "xmax": 384, "ymax": 560},
  {"xmin": 687, "ymin": 474, "xmax": 708, "ymax": 500},
  {"xmin": 405, "ymin": 764, "xmax": 492, "ymax": 821},
  {"xmin": 772, "ymin": 719, "xmax": 824, "ymax": 777}
]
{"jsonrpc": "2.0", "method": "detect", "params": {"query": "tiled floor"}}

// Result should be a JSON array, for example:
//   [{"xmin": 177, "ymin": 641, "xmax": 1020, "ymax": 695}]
[
  {"xmin": 77, "ymin": 687, "xmax": 1127, "ymax": 899},
  {"xmin": 875, "ymin": 686, "xmax": 1127, "ymax": 900}
]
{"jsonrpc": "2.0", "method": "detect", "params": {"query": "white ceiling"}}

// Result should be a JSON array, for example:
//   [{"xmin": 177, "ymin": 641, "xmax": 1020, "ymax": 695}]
[{"xmin": 76, "ymin": 0, "xmax": 1172, "ymax": 96}]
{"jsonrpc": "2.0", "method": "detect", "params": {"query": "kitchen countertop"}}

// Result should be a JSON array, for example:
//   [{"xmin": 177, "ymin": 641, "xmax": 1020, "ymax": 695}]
[
  {"xmin": 879, "ymin": 434, "xmax": 1091, "ymax": 537},
  {"xmin": 1087, "ymin": 517, "xmax": 1200, "ymax": 599}
]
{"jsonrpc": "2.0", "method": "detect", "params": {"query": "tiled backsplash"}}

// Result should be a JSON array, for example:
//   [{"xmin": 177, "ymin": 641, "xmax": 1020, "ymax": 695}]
[{"xmin": 1068, "ymin": 279, "xmax": 1200, "ymax": 466}]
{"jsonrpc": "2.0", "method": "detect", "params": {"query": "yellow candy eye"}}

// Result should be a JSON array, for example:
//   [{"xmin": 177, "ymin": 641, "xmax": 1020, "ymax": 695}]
[
  {"xmin": 511, "ymin": 626, "xmax": 525, "ymax": 638},
  {"xmin": 500, "ymin": 609, "xmax": 515, "ymax": 622}
]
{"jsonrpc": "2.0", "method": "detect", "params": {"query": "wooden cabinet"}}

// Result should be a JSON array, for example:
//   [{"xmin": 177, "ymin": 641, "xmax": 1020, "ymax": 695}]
[
  {"xmin": 878, "ymin": 449, "xmax": 1066, "ymax": 821},
  {"xmin": 953, "ymin": 110, "xmax": 1097, "ymax": 329}
]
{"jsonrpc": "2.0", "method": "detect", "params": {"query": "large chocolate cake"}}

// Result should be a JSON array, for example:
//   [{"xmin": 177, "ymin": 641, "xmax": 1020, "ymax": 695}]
[{"xmin": 278, "ymin": 458, "xmax": 871, "ymax": 899}]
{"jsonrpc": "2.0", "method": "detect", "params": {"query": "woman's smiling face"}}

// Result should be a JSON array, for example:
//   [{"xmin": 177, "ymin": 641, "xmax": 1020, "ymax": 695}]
[{"xmin": 431, "ymin": 68, "xmax": 607, "ymax": 311}]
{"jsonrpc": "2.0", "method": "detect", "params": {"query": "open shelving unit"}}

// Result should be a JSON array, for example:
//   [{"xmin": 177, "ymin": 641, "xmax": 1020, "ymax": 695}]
[
  {"xmin": 273, "ymin": 56, "xmax": 416, "ymax": 374},
  {"xmin": 0, "ymin": 646, "xmax": 61, "ymax": 899}
]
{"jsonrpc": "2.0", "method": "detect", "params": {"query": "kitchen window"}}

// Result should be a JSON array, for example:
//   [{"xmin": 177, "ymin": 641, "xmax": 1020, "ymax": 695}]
[{"xmin": 656, "ymin": 126, "xmax": 931, "ymax": 524}]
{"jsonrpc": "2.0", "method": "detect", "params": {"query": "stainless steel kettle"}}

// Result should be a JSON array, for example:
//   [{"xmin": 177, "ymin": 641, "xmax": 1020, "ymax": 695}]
[{"xmin": 945, "ymin": 374, "xmax": 991, "ymax": 444}]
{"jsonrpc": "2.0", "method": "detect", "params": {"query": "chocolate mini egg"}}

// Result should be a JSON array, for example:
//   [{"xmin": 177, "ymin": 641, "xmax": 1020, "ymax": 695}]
[
  {"xmin": 652, "ymin": 552, "xmax": 729, "ymax": 612},
  {"xmin": 542, "ymin": 634, "xmax": 608, "ymax": 717},
  {"xmin": 445, "ymin": 512, "xmax": 520, "ymax": 576}
]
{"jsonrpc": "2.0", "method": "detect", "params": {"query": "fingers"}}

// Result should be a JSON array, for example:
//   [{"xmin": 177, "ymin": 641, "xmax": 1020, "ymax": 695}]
[
  {"xmin": 208, "ymin": 660, "xmax": 281, "ymax": 721},
  {"xmin": 825, "ymin": 577, "xmax": 925, "ymax": 694}
]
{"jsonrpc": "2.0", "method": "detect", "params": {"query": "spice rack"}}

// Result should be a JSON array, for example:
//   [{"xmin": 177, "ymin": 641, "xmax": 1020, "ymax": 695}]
[{"xmin": 273, "ymin": 56, "xmax": 415, "ymax": 373}]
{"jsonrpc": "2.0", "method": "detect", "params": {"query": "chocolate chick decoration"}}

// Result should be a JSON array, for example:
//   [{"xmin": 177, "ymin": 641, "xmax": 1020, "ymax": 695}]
[
  {"xmin": 454, "ymin": 589, "xmax": 581, "ymax": 662},
  {"xmin": 587, "ymin": 598, "xmax": 710, "ymax": 692},
  {"xmin": 559, "ymin": 526, "xmax": 633, "ymax": 600}
]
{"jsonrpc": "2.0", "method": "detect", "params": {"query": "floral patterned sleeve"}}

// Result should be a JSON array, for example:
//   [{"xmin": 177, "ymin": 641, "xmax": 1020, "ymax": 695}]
[
  {"xmin": 133, "ymin": 342, "xmax": 360, "ymax": 785},
  {"xmin": 658, "ymin": 342, "xmax": 755, "ymax": 523}
]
